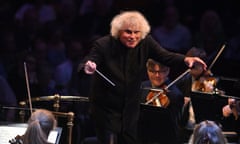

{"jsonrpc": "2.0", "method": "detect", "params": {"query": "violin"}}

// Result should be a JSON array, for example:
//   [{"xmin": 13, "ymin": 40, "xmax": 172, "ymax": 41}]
[
  {"xmin": 192, "ymin": 70, "xmax": 218, "ymax": 93},
  {"xmin": 192, "ymin": 44, "xmax": 226, "ymax": 93},
  {"xmin": 145, "ymin": 69, "xmax": 192, "ymax": 108},
  {"xmin": 145, "ymin": 85, "xmax": 170, "ymax": 108},
  {"xmin": 9, "ymin": 135, "xmax": 23, "ymax": 144}
]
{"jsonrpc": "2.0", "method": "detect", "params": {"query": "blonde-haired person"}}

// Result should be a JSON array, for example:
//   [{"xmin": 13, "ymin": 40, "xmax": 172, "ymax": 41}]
[
  {"xmin": 80, "ymin": 10, "xmax": 207, "ymax": 144},
  {"xmin": 110, "ymin": 11, "xmax": 150, "ymax": 39},
  {"xmin": 9, "ymin": 109, "xmax": 57, "ymax": 144},
  {"xmin": 188, "ymin": 120, "xmax": 228, "ymax": 144}
]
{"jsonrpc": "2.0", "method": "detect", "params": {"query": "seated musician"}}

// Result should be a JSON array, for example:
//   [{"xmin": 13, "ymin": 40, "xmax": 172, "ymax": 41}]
[
  {"xmin": 177, "ymin": 47, "xmax": 208, "ymax": 129},
  {"xmin": 9, "ymin": 109, "xmax": 57, "ymax": 144},
  {"xmin": 222, "ymin": 98, "xmax": 240, "ymax": 134},
  {"xmin": 140, "ymin": 58, "xmax": 184, "ymax": 143}
]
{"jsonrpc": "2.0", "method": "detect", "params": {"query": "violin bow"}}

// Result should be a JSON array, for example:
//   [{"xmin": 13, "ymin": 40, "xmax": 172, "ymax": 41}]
[
  {"xmin": 24, "ymin": 62, "xmax": 33, "ymax": 114},
  {"xmin": 145, "ymin": 92, "xmax": 162, "ymax": 105},
  {"xmin": 78, "ymin": 63, "xmax": 115, "ymax": 86},
  {"xmin": 145, "ymin": 69, "xmax": 191, "ymax": 105},
  {"xmin": 165, "ymin": 68, "xmax": 191, "ymax": 89},
  {"xmin": 208, "ymin": 44, "xmax": 226, "ymax": 72}
]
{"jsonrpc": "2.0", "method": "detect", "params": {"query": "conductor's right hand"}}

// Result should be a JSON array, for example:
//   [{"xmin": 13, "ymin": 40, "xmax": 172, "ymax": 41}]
[{"xmin": 84, "ymin": 60, "xmax": 96, "ymax": 74}]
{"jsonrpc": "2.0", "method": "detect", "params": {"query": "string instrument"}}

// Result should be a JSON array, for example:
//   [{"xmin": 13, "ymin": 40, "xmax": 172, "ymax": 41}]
[
  {"xmin": 9, "ymin": 135, "xmax": 24, "ymax": 144},
  {"xmin": 145, "ymin": 69, "xmax": 191, "ymax": 108},
  {"xmin": 8, "ymin": 62, "xmax": 28, "ymax": 144},
  {"xmin": 192, "ymin": 72, "xmax": 218, "ymax": 93},
  {"xmin": 192, "ymin": 44, "xmax": 226, "ymax": 93},
  {"xmin": 146, "ymin": 85, "xmax": 170, "ymax": 108}
]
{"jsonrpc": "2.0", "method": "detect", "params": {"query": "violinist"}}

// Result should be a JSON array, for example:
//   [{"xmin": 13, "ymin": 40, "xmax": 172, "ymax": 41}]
[
  {"xmin": 140, "ymin": 58, "xmax": 184, "ymax": 143},
  {"xmin": 222, "ymin": 98, "xmax": 240, "ymax": 141},
  {"xmin": 9, "ymin": 109, "xmax": 57, "ymax": 144},
  {"xmin": 141, "ymin": 58, "xmax": 184, "ymax": 110},
  {"xmin": 177, "ymin": 47, "xmax": 208, "ymax": 129}
]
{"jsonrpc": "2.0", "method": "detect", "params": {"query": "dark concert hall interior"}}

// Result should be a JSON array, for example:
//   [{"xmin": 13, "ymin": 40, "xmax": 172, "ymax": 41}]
[{"xmin": 1, "ymin": 0, "xmax": 240, "ymax": 144}]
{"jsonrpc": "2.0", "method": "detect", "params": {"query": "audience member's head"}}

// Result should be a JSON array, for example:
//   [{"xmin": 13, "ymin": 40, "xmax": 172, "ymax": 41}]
[{"xmin": 189, "ymin": 120, "xmax": 227, "ymax": 144}]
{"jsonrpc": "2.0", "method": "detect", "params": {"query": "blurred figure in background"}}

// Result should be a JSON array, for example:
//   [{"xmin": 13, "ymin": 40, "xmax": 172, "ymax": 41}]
[
  {"xmin": 193, "ymin": 10, "xmax": 225, "ymax": 62},
  {"xmin": 0, "ymin": 75, "xmax": 17, "ymax": 122},
  {"xmin": 152, "ymin": 5, "xmax": 192, "ymax": 54}
]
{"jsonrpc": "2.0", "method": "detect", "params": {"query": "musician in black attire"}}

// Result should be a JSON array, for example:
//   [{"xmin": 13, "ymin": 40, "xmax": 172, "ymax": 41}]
[
  {"xmin": 177, "ymin": 47, "xmax": 208, "ymax": 128},
  {"xmin": 140, "ymin": 58, "xmax": 184, "ymax": 144},
  {"xmin": 222, "ymin": 98, "xmax": 240, "ymax": 142}
]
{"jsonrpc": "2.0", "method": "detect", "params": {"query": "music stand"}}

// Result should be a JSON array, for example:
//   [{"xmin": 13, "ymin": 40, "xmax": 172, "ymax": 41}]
[
  {"xmin": 138, "ymin": 104, "xmax": 177, "ymax": 144},
  {"xmin": 217, "ymin": 77, "xmax": 240, "ymax": 97},
  {"xmin": 190, "ymin": 91, "xmax": 227, "ymax": 124}
]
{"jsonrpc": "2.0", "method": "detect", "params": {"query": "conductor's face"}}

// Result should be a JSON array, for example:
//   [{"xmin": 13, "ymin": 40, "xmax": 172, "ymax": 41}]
[{"xmin": 119, "ymin": 25, "xmax": 142, "ymax": 48}]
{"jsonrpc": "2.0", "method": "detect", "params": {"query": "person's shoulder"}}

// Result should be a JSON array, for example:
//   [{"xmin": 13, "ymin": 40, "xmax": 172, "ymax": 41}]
[
  {"xmin": 140, "ymin": 35, "xmax": 155, "ymax": 44},
  {"xmin": 143, "ymin": 34, "xmax": 152, "ymax": 39},
  {"xmin": 141, "ymin": 80, "xmax": 151, "ymax": 88},
  {"xmin": 95, "ymin": 35, "xmax": 113, "ymax": 42},
  {"xmin": 94, "ymin": 35, "xmax": 121, "ymax": 49},
  {"xmin": 94, "ymin": 35, "xmax": 116, "ymax": 46}
]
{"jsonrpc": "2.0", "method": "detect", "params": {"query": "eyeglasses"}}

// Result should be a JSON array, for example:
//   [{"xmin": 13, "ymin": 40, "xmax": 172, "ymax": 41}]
[{"xmin": 148, "ymin": 70, "xmax": 168, "ymax": 74}]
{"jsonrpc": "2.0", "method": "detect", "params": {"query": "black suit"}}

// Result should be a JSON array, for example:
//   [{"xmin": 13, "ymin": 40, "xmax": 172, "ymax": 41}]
[{"xmin": 82, "ymin": 35, "xmax": 186, "ymax": 144}]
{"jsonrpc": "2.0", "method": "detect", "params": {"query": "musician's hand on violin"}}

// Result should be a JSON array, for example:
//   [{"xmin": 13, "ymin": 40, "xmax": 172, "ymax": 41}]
[
  {"xmin": 222, "ymin": 98, "xmax": 238, "ymax": 119},
  {"xmin": 228, "ymin": 98, "xmax": 236, "ymax": 105},
  {"xmin": 84, "ymin": 60, "xmax": 96, "ymax": 74},
  {"xmin": 9, "ymin": 135, "xmax": 23, "ymax": 144},
  {"xmin": 184, "ymin": 57, "xmax": 207, "ymax": 71},
  {"xmin": 222, "ymin": 105, "xmax": 232, "ymax": 117}
]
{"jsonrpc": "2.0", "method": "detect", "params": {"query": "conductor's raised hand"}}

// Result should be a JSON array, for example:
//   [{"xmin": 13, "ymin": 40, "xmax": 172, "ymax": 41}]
[
  {"xmin": 84, "ymin": 60, "xmax": 96, "ymax": 74},
  {"xmin": 184, "ymin": 57, "xmax": 207, "ymax": 70}
]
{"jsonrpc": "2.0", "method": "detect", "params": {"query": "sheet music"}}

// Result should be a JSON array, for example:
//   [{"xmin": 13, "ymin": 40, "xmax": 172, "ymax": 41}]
[
  {"xmin": 0, "ymin": 125, "xmax": 60, "ymax": 144},
  {"xmin": 0, "ymin": 126, "xmax": 26, "ymax": 144},
  {"xmin": 48, "ymin": 130, "xmax": 59, "ymax": 143}
]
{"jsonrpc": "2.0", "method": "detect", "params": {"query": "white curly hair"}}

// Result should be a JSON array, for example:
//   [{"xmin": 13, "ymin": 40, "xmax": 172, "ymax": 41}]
[{"xmin": 110, "ymin": 10, "xmax": 151, "ymax": 39}]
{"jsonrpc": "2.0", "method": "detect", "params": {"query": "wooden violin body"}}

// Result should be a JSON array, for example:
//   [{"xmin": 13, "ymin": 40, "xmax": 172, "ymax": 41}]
[
  {"xmin": 146, "ymin": 90, "xmax": 170, "ymax": 108},
  {"xmin": 192, "ymin": 76, "xmax": 218, "ymax": 93}
]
